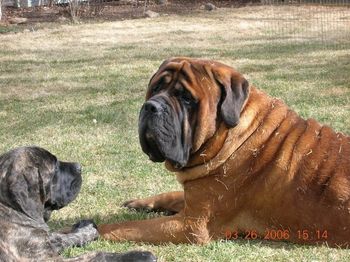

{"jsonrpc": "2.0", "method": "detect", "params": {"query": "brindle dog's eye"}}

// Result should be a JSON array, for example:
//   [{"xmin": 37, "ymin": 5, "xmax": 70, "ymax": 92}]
[{"xmin": 54, "ymin": 163, "xmax": 59, "ymax": 173}]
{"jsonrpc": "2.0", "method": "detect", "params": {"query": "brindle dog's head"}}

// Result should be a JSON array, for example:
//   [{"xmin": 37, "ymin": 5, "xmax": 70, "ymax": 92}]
[
  {"xmin": 139, "ymin": 58, "xmax": 249, "ymax": 169},
  {"xmin": 0, "ymin": 146, "xmax": 82, "ymax": 223}
]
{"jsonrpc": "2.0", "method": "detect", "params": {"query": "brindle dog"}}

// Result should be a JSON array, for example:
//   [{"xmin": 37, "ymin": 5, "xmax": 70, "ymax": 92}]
[{"xmin": 0, "ymin": 146, "xmax": 156, "ymax": 261}]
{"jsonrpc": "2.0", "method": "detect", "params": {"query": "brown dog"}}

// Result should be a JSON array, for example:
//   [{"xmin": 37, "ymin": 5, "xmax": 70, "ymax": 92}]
[{"xmin": 98, "ymin": 58, "xmax": 350, "ymax": 247}]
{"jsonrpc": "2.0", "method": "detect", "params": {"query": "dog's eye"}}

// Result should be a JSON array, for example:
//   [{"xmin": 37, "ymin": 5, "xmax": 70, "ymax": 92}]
[
  {"xmin": 152, "ymin": 85, "xmax": 162, "ymax": 94},
  {"xmin": 151, "ymin": 78, "xmax": 165, "ymax": 95},
  {"xmin": 182, "ymin": 91, "xmax": 192, "ymax": 105},
  {"xmin": 176, "ymin": 89, "xmax": 194, "ymax": 106}
]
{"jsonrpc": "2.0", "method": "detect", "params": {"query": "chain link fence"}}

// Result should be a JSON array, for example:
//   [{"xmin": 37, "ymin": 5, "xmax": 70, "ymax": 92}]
[{"xmin": 258, "ymin": 0, "xmax": 350, "ymax": 48}]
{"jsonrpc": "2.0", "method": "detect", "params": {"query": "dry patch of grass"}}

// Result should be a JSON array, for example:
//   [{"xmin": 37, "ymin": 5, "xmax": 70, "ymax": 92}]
[{"xmin": 0, "ymin": 5, "xmax": 349, "ymax": 262}]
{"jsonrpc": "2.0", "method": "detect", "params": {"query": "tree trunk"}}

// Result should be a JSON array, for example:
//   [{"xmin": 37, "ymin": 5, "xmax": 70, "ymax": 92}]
[{"xmin": 0, "ymin": 0, "xmax": 2, "ymax": 21}]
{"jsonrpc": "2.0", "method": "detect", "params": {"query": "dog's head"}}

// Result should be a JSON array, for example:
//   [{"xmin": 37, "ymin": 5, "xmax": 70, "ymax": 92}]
[
  {"xmin": 139, "ymin": 57, "xmax": 249, "ymax": 169},
  {"xmin": 0, "ymin": 146, "xmax": 82, "ymax": 222}
]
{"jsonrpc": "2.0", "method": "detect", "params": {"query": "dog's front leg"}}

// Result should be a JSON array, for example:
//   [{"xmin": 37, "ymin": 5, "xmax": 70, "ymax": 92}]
[
  {"xmin": 98, "ymin": 214, "xmax": 210, "ymax": 244},
  {"xmin": 49, "ymin": 220, "xmax": 98, "ymax": 253},
  {"xmin": 123, "ymin": 191, "xmax": 184, "ymax": 215}
]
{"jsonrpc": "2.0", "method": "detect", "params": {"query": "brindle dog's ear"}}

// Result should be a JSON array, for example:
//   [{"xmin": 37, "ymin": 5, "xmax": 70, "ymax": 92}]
[
  {"xmin": 7, "ymin": 166, "xmax": 44, "ymax": 222},
  {"xmin": 213, "ymin": 68, "xmax": 250, "ymax": 127}
]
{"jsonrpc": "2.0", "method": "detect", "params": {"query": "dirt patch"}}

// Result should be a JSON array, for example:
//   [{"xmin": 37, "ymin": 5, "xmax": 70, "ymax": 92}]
[{"xmin": 1, "ymin": 0, "xmax": 249, "ymax": 26}]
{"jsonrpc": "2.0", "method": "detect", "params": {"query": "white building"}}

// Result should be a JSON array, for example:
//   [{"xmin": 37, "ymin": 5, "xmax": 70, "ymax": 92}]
[{"xmin": 3, "ymin": 0, "xmax": 50, "ymax": 7}]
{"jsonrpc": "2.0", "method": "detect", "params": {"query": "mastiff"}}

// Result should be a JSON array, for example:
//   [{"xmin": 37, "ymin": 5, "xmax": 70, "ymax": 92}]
[
  {"xmin": 99, "ymin": 58, "xmax": 350, "ymax": 247},
  {"xmin": 0, "ymin": 146, "xmax": 156, "ymax": 261}
]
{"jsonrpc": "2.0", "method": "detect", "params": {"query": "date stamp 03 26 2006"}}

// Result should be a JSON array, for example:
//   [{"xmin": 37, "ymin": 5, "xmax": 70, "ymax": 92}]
[{"xmin": 224, "ymin": 228, "xmax": 329, "ymax": 242}]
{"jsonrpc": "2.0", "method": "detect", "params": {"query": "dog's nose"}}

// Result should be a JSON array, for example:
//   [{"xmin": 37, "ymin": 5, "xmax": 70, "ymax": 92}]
[{"xmin": 144, "ymin": 101, "xmax": 162, "ymax": 114}]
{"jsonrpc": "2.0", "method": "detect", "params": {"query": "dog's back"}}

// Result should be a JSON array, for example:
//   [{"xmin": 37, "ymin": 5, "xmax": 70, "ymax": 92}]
[{"xmin": 215, "ymin": 87, "xmax": 350, "ymax": 246}]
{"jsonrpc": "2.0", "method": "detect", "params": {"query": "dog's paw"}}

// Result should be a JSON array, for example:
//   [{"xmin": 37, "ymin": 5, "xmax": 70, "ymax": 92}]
[
  {"xmin": 122, "ymin": 199, "xmax": 154, "ymax": 212},
  {"xmin": 122, "ymin": 199, "xmax": 176, "ymax": 216},
  {"xmin": 72, "ymin": 219, "xmax": 97, "ymax": 233}
]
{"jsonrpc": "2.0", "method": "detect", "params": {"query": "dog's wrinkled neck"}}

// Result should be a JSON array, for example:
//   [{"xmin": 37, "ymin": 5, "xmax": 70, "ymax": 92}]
[
  {"xmin": 187, "ymin": 123, "xmax": 229, "ymax": 167},
  {"xmin": 172, "ymin": 87, "xmax": 277, "ymax": 184},
  {"xmin": 164, "ymin": 117, "xmax": 229, "ymax": 173}
]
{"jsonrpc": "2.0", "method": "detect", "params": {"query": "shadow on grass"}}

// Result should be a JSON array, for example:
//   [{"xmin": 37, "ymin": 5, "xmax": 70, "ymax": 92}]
[
  {"xmin": 1, "ymin": 40, "xmax": 349, "ymax": 139},
  {"xmin": 49, "ymin": 208, "xmax": 318, "ymax": 252},
  {"xmin": 48, "ymin": 207, "xmax": 162, "ymax": 232},
  {"xmin": 0, "ymin": 97, "xmax": 142, "ymax": 139},
  {"xmin": 1, "ymin": 40, "xmax": 349, "ymax": 90}
]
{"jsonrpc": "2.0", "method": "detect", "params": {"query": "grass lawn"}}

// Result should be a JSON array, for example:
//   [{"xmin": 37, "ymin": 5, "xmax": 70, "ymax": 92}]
[{"xmin": 1, "ymin": 5, "xmax": 350, "ymax": 262}]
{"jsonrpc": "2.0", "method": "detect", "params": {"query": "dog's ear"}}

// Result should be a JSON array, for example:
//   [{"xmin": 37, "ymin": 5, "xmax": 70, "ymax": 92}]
[
  {"xmin": 213, "ymin": 67, "xmax": 250, "ymax": 127},
  {"xmin": 6, "ymin": 166, "xmax": 45, "ymax": 222}
]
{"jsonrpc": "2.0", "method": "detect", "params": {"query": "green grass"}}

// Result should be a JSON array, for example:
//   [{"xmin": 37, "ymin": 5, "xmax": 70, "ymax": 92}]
[{"xmin": 0, "ymin": 5, "xmax": 350, "ymax": 262}]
